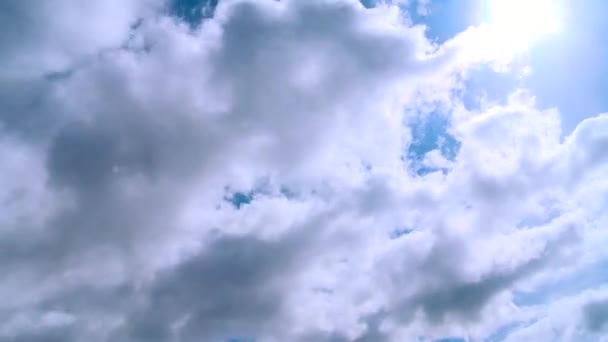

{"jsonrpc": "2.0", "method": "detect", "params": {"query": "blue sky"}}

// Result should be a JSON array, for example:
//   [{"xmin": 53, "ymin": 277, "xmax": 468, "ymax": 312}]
[{"xmin": 3, "ymin": 0, "xmax": 608, "ymax": 341}]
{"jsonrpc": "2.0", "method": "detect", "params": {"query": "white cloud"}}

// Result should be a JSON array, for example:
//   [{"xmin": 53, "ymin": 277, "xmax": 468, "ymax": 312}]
[
  {"xmin": 1, "ymin": 0, "xmax": 607, "ymax": 341},
  {"xmin": 0, "ymin": 0, "xmax": 162, "ymax": 77}
]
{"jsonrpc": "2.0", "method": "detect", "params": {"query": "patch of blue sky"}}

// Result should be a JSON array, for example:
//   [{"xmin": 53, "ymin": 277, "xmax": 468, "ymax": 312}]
[
  {"xmin": 434, "ymin": 337, "xmax": 466, "ymax": 342},
  {"xmin": 224, "ymin": 191, "xmax": 255, "ymax": 209},
  {"xmin": 409, "ymin": 0, "xmax": 485, "ymax": 44},
  {"xmin": 406, "ymin": 110, "xmax": 461, "ymax": 176},
  {"xmin": 171, "ymin": 0, "xmax": 218, "ymax": 26},
  {"xmin": 359, "ymin": 0, "xmax": 377, "ymax": 9},
  {"xmin": 223, "ymin": 182, "xmax": 301, "ymax": 209}
]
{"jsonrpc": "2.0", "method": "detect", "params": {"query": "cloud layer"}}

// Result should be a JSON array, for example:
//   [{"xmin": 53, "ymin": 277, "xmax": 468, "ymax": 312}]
[{"xmin": 1, "ymin": 0, "xmax": 608, "ymax": 341}]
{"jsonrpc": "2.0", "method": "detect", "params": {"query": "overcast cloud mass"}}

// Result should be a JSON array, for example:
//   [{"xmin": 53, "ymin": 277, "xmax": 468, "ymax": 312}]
[{"xmin": 1, "ymin": 0, "xmax": 608, "ymax": 341}]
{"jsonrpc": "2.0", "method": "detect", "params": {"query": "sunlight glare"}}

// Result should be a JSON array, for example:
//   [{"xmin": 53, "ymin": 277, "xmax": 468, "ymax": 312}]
[{"xmin": 488, "ymin": 0, "xmax": 561, "ymax": 52}]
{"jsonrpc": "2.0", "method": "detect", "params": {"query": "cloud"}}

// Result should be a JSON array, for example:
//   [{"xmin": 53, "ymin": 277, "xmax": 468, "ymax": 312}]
[
  {"xmin": 500, "ymin": 288, "xmax": 608, "ymax": 341},
  {"xmin": 584, "ymin": 298, "xmax": 608, "ymax": 333},
  {"xmin": 1, "ymin": 0, "xmax": 608, "ymax": 341},
  {"xmin": 0, "ymin": 0, "xmax": 161, "ymax": 77}
]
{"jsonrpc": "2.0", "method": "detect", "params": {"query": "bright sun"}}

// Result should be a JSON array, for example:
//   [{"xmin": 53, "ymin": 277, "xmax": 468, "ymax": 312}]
[{"xmin": 487, "ymin": 0, "xmax": 562, "ymax": 51}]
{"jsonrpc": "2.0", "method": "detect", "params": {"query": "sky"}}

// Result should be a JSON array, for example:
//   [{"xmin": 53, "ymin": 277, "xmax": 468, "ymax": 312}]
[{"xmin": 1, "ymin": 0, "xmax": 608, "ymax": 341}]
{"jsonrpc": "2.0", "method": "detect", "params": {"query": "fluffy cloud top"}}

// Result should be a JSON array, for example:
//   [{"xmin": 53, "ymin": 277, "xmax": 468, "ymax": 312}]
[{"xmin": 1, "ymin": 0, "xmax": 607, "ymax": 341}]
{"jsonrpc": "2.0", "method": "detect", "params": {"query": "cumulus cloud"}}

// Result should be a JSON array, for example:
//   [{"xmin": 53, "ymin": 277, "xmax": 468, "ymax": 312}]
[{"xmin": 1, "ymin": 0, "xmax": 607, "ymax": 341}]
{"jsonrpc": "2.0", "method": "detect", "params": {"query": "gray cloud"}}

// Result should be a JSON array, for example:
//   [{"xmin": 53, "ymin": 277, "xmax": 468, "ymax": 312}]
[
  {"xmin": 583, "ymin": 298, "xmax": 608, "ymax": 333},
  {"xmin": 123, "ymin": 230, "xmax": 314, "ymax": 341},
  {"xmin": 1, "ymin": 0, "xmax": 607, "ymax": 341}
]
